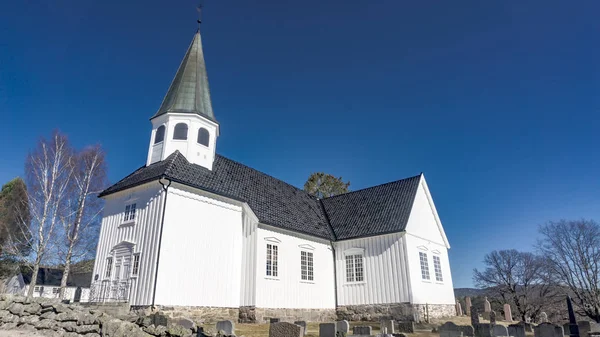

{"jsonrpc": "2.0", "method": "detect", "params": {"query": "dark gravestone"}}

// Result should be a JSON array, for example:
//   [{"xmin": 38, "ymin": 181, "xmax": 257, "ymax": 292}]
[
  {"xmin": 471, "ymin": 307, "xmax": 481, "ymax": 326},
  {"xmin": 396, "ymin": 321, "xmax": 415, "ymax": 333},
  {"xmin": 270, "ymin": 318, "xmax": 280, "ymax": 324},
  {"xmin": 509, "ymin": 323, "xmax": 527, "ymax": 337},
  {"xmin": 490, "ymin": 311, "xmax": 497, "ymax": 325},
  {"xmin": 567, "ymin": 296, "xmax": 580, "ymax": 337},
  {"xmin": 151, "ymin": 313, "xmax": 168, "ymax": 327},
  {"xmin": 353, "ymin": 326, "xmax": 372, "ymax": 335},
  {"xmin": 492, "ymin": 325, "xmax": 509, "ymax": 337},
  {"xmin": 474, "ymin": 323, "xmax": 492, "ymax": 337},
  {"xmin": 319, "ymin": 323, "xmax": 336, "ymax": 337}
]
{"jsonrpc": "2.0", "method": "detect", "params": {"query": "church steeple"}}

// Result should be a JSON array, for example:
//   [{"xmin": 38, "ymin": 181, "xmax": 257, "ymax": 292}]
[
  {"xmin": 146, "ymin": 29, "xmax": 219, "ymax": 170},
  {"xmin": 152, "ymin": 31, "xmax": 215, "ymax": 122}
]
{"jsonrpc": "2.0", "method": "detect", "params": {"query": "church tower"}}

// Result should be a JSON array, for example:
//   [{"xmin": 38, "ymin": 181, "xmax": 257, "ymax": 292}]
[{"xmin": 146, "ymin": 30, "xmax": 219, "ymax": 170}]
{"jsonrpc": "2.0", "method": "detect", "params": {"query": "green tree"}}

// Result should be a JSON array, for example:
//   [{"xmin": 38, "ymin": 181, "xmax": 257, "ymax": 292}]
[
  {"xmin": 0, "ymin": 177, "xmax": 31, "ymax": 258},
  {"xmin": 304, "ymin": 172, "xmax": 350, "ymax": 198}
]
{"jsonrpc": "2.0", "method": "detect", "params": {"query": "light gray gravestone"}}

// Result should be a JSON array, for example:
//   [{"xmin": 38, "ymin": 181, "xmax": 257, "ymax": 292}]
[
  {"xmin": 294, "ymin": 321, "xmax": 307, "ymax": 336},
  {"xmin": 353, "ymin": 326, "xmax": 373, "ymax": 335},
  {"xmin": 504, "ymin": 304, "xmax": 512, "ymax": 321},
  {"xmin": 216, "ymin": 320, "xmax": 235, "ymax": 335},
  {"xmin": 319, "ymin": 322, "xmax": 336, "ymax": 337},
  {"xmin": 457, "ymin": 301, "xmax": 463, "ymax": 316},
  {"xmin": 535, "ymin": 322, "xmax": 562, "ymax": 337},
  {"xmin": 578, "ymin": 321, "xmax": 600, "ymax": 337},
  {"xmin": 493, "ymin": 325, "xmax": 509, "ymax": 337},
  {"xmin": 381, "ymin": 319, "xmax": 395, "ymax": 334},
  {"xmin": 540, "ymin": 312, "xmax": 548, "ymax": 323},
  {"xmin": 466, "ymin": 297, "xmax": 473, "ymax": 316},
  {"xmin": 475, "ymin": 323, "xmax": 493, "ymax": 337},
  {"xmin": 484, "ymin": 297, "xmax": 491, "ymax": 312},
  {"xmin": 269, "ymin": 322, "xmax": 304, "ymax": 337},
  {"xmin": 336, "ymin": 320, "xmax": 349, "ymax": 334},
  {"xmin": 508, "ymin": 323, "xmax": 527, "ymax": 337}
]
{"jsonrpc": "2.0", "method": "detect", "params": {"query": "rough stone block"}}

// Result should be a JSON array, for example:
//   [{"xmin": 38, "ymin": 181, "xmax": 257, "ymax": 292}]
[
  {"xmin": 319, "ymin": 322, "xmax": 336, "ymax": 337},
  {"xmin": 269, "ymin": 321, "xmax": 304, "ymax": 337},
  {"xmin": 8, "ymin": 302, "xmax": 24, "ymax": 316},
  {"xmin": 216, "ymin": 320, "xmax": 235, "ymax": 335}
]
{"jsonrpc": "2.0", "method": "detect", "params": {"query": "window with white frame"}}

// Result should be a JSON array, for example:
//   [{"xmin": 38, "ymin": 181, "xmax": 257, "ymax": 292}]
[
  {"xmin": 266, "ymin": 244, "xmax": 278, "ymax": 277},
  {"xmin": 419, "ymin": 252, "xmax": 430, "ymax": 280},
  {"xmin": 52, "ymin": 287, "xmax": 60, "ymax": 294},
  {"xmin": 300, "ymin": 251, "xmax": 314, "ymax": 281},
  {"xmin": 132, "ymin": 253, "xmax": 140, "ymax": 276},
  {"xmin": 433, "ymin": 255, "xmax": 443, "ymax": 282},
  {"xmin": 345, "ymin": 254, "xmax": 364, "ymax": 283},
  {"xmin": 105, "ymin": 257, "xmax": 113, "ymax": 278},
  {"xmin": 34, "ymin": 286, "xmax": 41, "ymax": 292},
  {"xmin": 123, "ymin": 203, "xmax": 136, "ymax": 222}
]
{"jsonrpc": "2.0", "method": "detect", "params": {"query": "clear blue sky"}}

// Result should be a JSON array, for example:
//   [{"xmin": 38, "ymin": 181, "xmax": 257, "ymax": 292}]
[{"xmin": 1, "ymin": 0, "xmax": 598, "ymax": 288}]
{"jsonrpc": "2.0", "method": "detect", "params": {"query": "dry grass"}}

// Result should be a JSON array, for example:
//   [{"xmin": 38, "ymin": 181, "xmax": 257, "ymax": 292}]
[{"xmin": 226, "ymin": 316, "xmax": 515, "ymax": 337}]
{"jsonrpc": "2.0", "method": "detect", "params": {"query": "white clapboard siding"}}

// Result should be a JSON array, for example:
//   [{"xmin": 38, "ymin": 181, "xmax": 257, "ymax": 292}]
[
  {"xmin": 255, "ymin": 225, "xmax": 336, "ymax": 309},
  {"xmin": 334, "ymin": 232, "xmax": 411, "ymax": 306},
  {"xmin": 240, "ymin": 207, "xmax": 259, "ymax": 306},
  {"xmin": 92, "ymin": 182, "xmax": 165, "ymax": 306},
  {"xmin": 154, "ymin": 185, "xmax": 243, "ymax": 307}
]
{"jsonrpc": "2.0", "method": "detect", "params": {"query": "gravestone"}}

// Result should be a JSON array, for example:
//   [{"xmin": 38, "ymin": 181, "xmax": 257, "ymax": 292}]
[
  {"xmin": 457, "ymin": 301, "xmax": 463, "ymax": 316},
  {"xmin": 535, "ymin": 322, "xmax": 563, "ymax": 337},
  {"xmin": 353, "ymin": 326, "xmax": 372, "ymax": 335},
  {"xmin": 474, "ymin": 323, "xmax": 492, "ymax": 337},
  {"xmin": 509, "ymin": 323, "xmax": 526, "ymax": 337},
  {"xmin": 439, "ymin": 322, "xmax": 463, "ymax": 337},
  {"xmin": 294, "ymin": 321, "xmax": 307, "ymax": 336},
  {"xmin": 336, "ymin": 321, "xmax": 349, "ymax": 335},
  {"xmin": 484, "ymin": 297, "xmax": 491, "ymax": 313},
  {"xmin": 490, "ymin": 311, "xmax": 497, "ymax": 325},
  {"xmin": 270, "ymin": 318, "xmax": 280, "ymax": 324},
  {"xmin": 172, "ymin": 317, "xmax": 195, "ymax": 331},
  {"xmin": 540, "ymin": 312, "xmax": 548, "ymax": 323},
  {"xmin": 555, "ymin": 326, "xmax": 565, "ymax": 337},
  {"xmin": 492, "ymin": 325, "xmax": 509, "ymax": 337},
  {"xmin": 381, "ymin": 320, "xmax": 395, "ymax": 334},
  {"xmin": 564, "ymin": 324, "xmax": 571, "ymax": 336},
  {"xmin": 466, "ymin": 297, "xmax": 473, "ymax": 316},
  {"xmin": 472, "ymin": 306, "xmax": 481, "ymax": 326},
  {"xmin": 269, "ymin": 322, "xmax": 304, "ymax": 337},
  {"xmin": 319, "ymin": 323, "xmax": 336, "ymax": 337},
  {"xmin": 578, "ymin": 320, "xmax": 600, "ymax": 337},
  {"xmin": 397, "ymin": 321, "xmax": 415, "ymax": 333},
  {"xmin": 504, "ymin": 304, "xmax": 512, "ymax": 321},
  {"xmin": 216, "ymin": 320, "xmax": 235, "ymax": 335}
]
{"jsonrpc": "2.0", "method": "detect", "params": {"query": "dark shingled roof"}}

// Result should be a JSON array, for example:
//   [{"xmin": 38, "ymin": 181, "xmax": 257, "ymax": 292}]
[
  {"xmin": 321, "ymin": 175, "xmax": 421, "ymax": 240},
  {"xmin": 20, "ymin": 267, "xmax": 92, "ymax": 287},
  {"xmin": 100, "ymin": 151, "xmax": 421, "ymax": 241}
]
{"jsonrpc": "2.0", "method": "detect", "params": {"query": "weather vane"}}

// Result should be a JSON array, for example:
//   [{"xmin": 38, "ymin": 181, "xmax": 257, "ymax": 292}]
[{"xmin": 196, "ymin": 1, "xmax": 204, "ymax": 28}]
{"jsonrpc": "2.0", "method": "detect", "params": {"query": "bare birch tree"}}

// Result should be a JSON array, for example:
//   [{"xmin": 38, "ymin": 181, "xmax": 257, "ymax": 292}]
[
  {"xmin": 12, "ymin": 131, "xmax": 75, "ymax": 300},
  {"xmin": 58, "ymin": 146, "xmax": 107, "ymax": 299},
  {"xmin": 537, "ymin": 219, "xmax": 600, "ymax": 322}
]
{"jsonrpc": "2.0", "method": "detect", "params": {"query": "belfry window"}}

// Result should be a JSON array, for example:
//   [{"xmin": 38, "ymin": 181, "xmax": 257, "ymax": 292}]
[
  {"xmin": 173, "ymin": 123, "xmax": 188, "ymax": 140},
  {"xmin": 197, "ymin": 128, "xmax": 210, "ymax": 146},
  {"xmin": 154, "ymin": 125, "xmax": 165, "ymax": 144}
]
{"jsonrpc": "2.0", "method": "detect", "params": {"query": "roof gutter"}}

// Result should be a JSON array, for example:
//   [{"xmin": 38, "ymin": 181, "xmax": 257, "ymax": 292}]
[{"xmin": 151, "ymin": 176, "xmax": 171, "ymax": 308}]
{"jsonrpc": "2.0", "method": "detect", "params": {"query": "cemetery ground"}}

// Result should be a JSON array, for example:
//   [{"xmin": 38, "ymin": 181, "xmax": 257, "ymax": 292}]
[{"xmin": 235, "ymin": 316, "xmax": 516, "ymax": 337}]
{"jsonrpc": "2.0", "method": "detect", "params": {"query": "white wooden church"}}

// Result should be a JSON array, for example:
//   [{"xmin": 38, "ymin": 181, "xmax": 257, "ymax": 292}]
[{"xmin": 92, "ymin": 28, "xmax": 456, "ymax": 323}]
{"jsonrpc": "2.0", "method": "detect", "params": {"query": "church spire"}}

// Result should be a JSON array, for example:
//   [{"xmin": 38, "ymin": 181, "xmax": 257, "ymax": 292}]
[{"xmin": 152, "ymin": 30, "xmax": 215, "ymax": 122}]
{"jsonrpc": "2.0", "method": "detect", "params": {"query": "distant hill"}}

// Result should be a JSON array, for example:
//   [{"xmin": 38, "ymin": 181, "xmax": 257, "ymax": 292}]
[{"xmin": 454, "ymin": 288, "xmax": 488, "ymax": 298}]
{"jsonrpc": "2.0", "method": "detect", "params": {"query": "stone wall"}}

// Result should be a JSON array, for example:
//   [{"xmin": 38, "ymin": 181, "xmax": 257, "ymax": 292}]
[
  {"xmin": 239, "ymin": 306, "xmax": 336, "ymax": 323},
  {"xmin": 336, "ymin": 303, "xmax": 456, "ymax": 322},
  {"xmin": 131, "ymin": 305, "xmax": 239, "ymax": 324}
]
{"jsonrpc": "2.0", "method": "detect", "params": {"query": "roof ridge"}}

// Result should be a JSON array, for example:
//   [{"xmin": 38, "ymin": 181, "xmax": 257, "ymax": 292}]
[
  {"xmin": 164, "ymin": 150, "xmax": 188, "ymax": 176},
  {"xmin": 215, "ymin": 153, "xmax": 316, "ymax": 199},
  {"xmin": 322, "ymin": 174, "xmax": 422, "ymax": 200}
]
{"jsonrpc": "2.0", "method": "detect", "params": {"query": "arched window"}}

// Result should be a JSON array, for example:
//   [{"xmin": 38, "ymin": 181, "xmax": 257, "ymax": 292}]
[
  {"xmin": 173, "ymin": 123, "xmax": 188, "ymax": 140},
  {"xmin": 197, "ymin": 128, "xmax": 210, "ymax": 146},
  {"xmin": 154, "ymin": 125, "xmax": 165, "ymax": 144}
]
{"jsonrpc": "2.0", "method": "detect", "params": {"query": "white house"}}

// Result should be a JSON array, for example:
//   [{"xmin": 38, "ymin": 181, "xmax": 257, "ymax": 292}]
[
  {"xmin": 4, "ymin": 267, "xmax": 91, "ymax": 303},
  {"xmin": 91, "ymin": 28, "xmax": 456, "ymax": 323}
]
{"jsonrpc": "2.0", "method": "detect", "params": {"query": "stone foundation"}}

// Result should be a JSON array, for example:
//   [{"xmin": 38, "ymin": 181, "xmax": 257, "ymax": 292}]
[
  {"xmin": 240, "ymin": 306, "xmax": 336, "ymax": 323},
  {"xmin": 131, "ymin": 305, "xmax": 239, "ymax": 324},
  {"xmin": 336, "ymin": 303, "xmax": 456, "ymax": 322}
]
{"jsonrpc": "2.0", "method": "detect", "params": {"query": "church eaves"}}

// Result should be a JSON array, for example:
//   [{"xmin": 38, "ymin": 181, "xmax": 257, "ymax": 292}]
[{"xmin": 152, "ymin": 31, "xmax": 215, "ymax": 122}]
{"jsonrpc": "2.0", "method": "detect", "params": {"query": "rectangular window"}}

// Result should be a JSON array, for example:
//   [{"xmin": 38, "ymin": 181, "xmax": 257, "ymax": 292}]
[
  {"xmin": 419, "ymin": 252, "xmax": 430, "ymax": 280},
  {"xmin": 266, "ymin": 244, "xmax": 278, "ymax": 277},
  {"xmin": 106, "ymin": 257, "xmax": 113, "ymax": 278},
  {"xmin": 433, "ymin": 255, "xmax": 443, "ymax": 282},
  {"xmin": 132, "ymin": 254, "xmax": 140, "ymax": 276},
  {"xmin": 345, "ymin": 254, "xmax": 364, "ymax": 283},
  {"xmin": 123, "ymin": 203, "xmax": 137, "ymax": 222},
  {"xmin": 34, "ymin": 286, "xmax": 41, "ymax": 292},
  {"xmin": 52, "ymin": 287, "xmax": 60, "ymax": 294},
  {"xmin": 301, "ymin": 251, "xmax": 314, "ymax": 281}
]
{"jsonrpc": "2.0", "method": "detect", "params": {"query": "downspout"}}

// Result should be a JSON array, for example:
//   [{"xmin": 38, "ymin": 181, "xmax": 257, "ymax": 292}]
[
  {"xmin": 318, "ymin": 199, "xmax": 338, "ymax": 311},
  {"xmin": 151, "ymin": 176, "xmax": 171, "ymax": 308}
]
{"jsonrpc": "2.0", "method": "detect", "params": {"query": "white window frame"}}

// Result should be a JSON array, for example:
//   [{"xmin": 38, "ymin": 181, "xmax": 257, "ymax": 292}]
[
  {"xmin": 105, "ymin": 257, "xmax": 113, "ymax": 279},
  {"xmin": 419, "ymin": 251, "xmax": 431, "ymax": 281},
  {"xmin": 344, "ymin": 248, "xmax": 365, "ymax": 284},
  {"xmin": 34, "ymin": 286, "xmax": 42, "ymax": 293},
  {"xmin": 433, "ymin": 255, "xmax": 443, "ymax": 282},
  {"xmin": 52, "ymin": 287, "xmax": 60, "ymax": 295},
  {"xmin": 266, "ymin": 243, "xmax": 279, "ymax": 278},
  {"xmin": 300, "ymin": 250, "xmax": 314, "ymax": 282},
  {"xmin": 132, "ymin": 253, "xmax": 140, "ymax": 276},
  {"xmin": 122, "ymin": 203, "xmax": 137, "ymax": 223}
]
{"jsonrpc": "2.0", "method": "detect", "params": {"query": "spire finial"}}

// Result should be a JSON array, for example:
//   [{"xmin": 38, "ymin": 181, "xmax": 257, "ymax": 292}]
[{"xmin": 196, "ymin": 2, "xmax": 203, "ymax": 29}]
